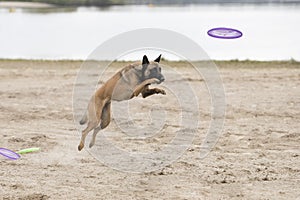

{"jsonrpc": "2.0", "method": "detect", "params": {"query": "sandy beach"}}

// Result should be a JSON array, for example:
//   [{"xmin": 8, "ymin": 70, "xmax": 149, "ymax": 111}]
[{"xmin": 0, "ymin": 60, "xmax": 299, "ymax": 199}]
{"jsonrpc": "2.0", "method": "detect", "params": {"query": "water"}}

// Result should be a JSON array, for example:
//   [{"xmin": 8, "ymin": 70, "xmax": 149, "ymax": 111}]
[{"xmin": 0, "ymin": 4, "xmax": 299, "ymax": 61}]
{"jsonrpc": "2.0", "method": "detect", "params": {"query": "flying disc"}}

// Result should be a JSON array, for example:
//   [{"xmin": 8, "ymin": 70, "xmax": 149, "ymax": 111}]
[
  {"xmin": 0, "ymin": 148, "xmax": 20, "ymax": 160},
  {"xmin": 17, "ymin": 147, "xmax": 40, "ymax": 154},
  {"xmin": 207, "ymin": 27, "xmax": 242, "ymax": 39}
]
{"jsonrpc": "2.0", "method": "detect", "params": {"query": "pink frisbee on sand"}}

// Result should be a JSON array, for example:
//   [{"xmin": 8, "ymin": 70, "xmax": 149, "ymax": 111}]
[
  {"xmin": 0, "ymin": 148, "xmax": 20, "ymax": 160},
  {"xmin": 207, "ymin": 27, "xmax": 243, "ymax": 39}
]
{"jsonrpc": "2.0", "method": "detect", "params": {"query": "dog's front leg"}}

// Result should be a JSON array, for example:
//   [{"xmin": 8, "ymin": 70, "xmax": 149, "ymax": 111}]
[
  {"xmin": 131, "ymin": 78, "xmax": 160, "ymax": 98},
  {"xmin": 142, "ymin": 86, "xmax": 166, "ymax": 98}
]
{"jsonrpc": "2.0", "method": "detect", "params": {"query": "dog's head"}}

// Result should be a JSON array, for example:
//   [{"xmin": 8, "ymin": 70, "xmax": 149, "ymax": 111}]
[{"xmin": 141, "ymin": 55, "xmax": 165, "ymax": 83}]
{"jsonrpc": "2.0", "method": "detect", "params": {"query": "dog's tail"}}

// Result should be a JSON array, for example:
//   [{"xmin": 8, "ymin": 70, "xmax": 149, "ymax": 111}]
[{"xmin": 79, "ymin": 112, "xmax": 88, "ymax": 125}]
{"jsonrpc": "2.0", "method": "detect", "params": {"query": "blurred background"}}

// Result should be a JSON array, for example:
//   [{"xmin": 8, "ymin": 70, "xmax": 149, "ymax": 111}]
[{"xmin": 0, "ymin": 0, "xmax": 299, "ymax": 61}]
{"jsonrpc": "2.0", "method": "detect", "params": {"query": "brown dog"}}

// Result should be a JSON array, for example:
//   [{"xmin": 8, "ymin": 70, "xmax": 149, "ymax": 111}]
[{"xmin": 78, "ymin": 55, "xmax": 166, "ymax": 151}]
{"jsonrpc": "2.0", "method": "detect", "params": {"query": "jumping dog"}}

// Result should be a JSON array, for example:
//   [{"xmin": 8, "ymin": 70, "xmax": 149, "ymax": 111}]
[{"xmin": 78, "ymin": 55, "xmax": 166, "ymax": 151}]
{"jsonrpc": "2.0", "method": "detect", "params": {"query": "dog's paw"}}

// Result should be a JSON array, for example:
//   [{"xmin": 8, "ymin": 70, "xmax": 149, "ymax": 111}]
[
  {"xmin": 78, "ymin": 144, "xmax": 84, "ymax": 151},
  {"xmin": 160, "ymin": 89, "xmax": 166, "ymax": 95},
  {"xmin": 155, "ymin": 88, "xmax": 166, "ymax": 95},
  {"xmin": 89, "ymin": 141, "xmax": 95, "ymax": 148}
]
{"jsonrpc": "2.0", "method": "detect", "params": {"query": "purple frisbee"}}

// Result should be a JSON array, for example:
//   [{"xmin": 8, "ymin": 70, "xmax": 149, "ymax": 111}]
[
  {"xmin": 207, "ymin": 27, "xmax": 242, "ymax": 39},
  {"xmin": 0, "ymin": 148, "xmax": 20, "ymax": 160}
]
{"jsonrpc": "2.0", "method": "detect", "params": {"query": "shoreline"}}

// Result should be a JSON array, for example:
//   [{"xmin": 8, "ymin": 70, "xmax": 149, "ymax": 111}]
[
  {"xmin": 0, "ymin": 59, "xmax": 299, "ymax": 69},
  {"xmin": 0, "ymin": 1, "xmax": 299, "ymax": 9}
]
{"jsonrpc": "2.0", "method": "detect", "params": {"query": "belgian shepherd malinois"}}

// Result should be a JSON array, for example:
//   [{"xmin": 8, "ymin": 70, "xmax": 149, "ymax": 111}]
[{"xmin": 78, "ymin": 55, "xmax": 166, "ymax": 151}]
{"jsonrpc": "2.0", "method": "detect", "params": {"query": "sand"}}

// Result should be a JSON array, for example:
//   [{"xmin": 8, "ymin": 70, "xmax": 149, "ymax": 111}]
[{"xmin": 0, "ymin": 60, "xmax": 299, "ymax": 199}]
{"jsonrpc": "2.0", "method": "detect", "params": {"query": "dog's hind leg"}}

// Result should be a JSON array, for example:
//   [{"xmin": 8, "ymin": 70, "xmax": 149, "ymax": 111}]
[
  {"xmin": 100, "ymin": 101, "xmax": 111, "ymax": 129},
  {"xmin": 78, "ymin": 121, "xmax": 98, "ymax": 151},
  {"xmin": 78, "ymin": 98, "xmax": 105, "ymax": 151},
  {"xmin": 89, "ymin": 126, "xmax": 101, "ymax": 148},
  {"xmin": 89, "ymin": 102, "xmax": 111, "ymax": 148}
]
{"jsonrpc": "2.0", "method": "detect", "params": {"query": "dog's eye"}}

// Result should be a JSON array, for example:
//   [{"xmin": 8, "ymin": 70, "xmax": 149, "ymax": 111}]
[{"xmin": 158, "ymin": 67, "xmax": 161, "ymax": 72}]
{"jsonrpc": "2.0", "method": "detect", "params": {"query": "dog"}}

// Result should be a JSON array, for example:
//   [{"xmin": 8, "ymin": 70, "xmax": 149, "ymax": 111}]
[{"xmin": 78, "ymin": 55, "xmax": 166, "ymax": 151}]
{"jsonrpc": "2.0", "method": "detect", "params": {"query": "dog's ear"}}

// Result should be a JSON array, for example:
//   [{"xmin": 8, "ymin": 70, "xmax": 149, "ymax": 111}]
[
  {"xmin": 154, "ymin": 54, "xmax": 162, "ymax": 63},
  {"xmin": 142, "ymin": 55, "xmax": 150, "ymax": 66},
  {"xmin": 142, "ymin": 55, "xmax": 149, "ymax": 74}
]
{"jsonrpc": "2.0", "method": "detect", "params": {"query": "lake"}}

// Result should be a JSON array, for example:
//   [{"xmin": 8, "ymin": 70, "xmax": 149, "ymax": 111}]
[{"xmin": 0, "ymin": 4, "xmax": 299, "ymax": 61}]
